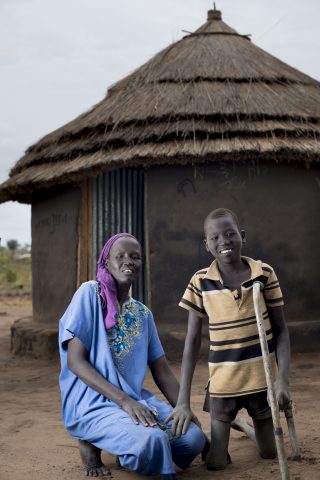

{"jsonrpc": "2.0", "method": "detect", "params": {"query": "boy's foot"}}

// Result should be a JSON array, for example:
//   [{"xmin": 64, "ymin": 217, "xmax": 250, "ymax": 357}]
[
  {"xmin": 231, "ymin": 418, "xmax": 256, "ymax": 444},
  {"xmin": 79, "ymin": 440, "xmax": 112, "ymax": 477}
]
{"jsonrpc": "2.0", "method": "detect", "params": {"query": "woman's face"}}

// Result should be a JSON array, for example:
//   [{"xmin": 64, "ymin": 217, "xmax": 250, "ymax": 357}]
[{"xmin": 105, "ymin": 237, "xmax": 142, "ymax": 287}]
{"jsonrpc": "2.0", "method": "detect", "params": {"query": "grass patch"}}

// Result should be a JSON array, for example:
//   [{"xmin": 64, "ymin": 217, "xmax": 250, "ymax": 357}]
[{"xmin": 0, "ymin": 246, "xmax": 32, "ymax": 295}]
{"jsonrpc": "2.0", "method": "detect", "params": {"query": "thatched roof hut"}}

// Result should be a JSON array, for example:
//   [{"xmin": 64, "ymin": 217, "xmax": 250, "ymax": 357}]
[
  {"xmin": 1, "ymin": 8, "xmax": 319, "ymax": 203},
  {"xmin": 2, "ymin": 9, "xmax": 320, "ymax": 356}
]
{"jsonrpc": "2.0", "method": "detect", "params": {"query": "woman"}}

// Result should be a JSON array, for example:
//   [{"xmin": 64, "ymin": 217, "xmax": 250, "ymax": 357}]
[{"xmin": 59, "ymin": 233, "xmax": 206, "ymax": 479}]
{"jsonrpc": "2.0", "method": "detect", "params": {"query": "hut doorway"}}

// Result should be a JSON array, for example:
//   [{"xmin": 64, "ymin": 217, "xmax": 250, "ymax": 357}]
[{"xmin": 91, "ymin": 168, "xmax": 146, "ymax": 302}]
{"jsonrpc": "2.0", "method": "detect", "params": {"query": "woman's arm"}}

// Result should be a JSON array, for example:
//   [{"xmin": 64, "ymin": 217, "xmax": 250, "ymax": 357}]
[
  {"xmin": 67, "ymin": 337, "xmax": 157, "ymax": 426},
  {"xmin": 149, "ymin": 355, "xmax": 180, "ymax": 407},
  {"xmin": 164, "ymin": 311, "xmax": 203, "ymax": 436},
  {"xmin": 268, "ymin": 305, "xmax": 291, "ymax": 409}
]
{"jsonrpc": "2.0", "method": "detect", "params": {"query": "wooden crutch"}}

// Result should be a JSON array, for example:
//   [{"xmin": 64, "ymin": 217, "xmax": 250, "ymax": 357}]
[
  {"xmin": 284, "ymin": 401, "xmax": 301, "ymax": 461},
  {"xmin": 252, "ymin": 281, "xmax": 290, "ymax": 480}
]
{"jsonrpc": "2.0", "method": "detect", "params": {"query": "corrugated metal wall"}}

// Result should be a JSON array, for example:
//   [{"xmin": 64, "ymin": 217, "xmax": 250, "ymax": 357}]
[{"xmin": 91, "ymin": 168, "xmax": 145, "ymax": 302}]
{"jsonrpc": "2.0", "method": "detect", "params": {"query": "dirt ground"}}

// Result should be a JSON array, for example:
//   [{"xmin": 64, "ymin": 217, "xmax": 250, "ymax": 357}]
[{"xmin": 0, "ymin": 298, "xmax": 319, "ymax": 480}]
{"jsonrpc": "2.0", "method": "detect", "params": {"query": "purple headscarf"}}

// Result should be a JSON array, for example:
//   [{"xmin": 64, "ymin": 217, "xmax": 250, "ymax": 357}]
[{"xmin": 97, "ymin": 232, "xmax": 136, "ymax": 330}]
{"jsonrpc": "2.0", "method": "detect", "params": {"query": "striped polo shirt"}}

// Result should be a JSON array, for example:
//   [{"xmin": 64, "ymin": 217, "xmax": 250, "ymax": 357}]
[{"xmin": 179, "ymin": 257, "xmax": 284, "ymax": 398}]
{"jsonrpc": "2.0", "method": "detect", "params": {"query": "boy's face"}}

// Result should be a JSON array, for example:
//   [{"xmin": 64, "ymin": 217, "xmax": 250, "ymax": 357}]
[{"xmin": 204, "ymin": 215, "xmax": 245, "ymax": 264}]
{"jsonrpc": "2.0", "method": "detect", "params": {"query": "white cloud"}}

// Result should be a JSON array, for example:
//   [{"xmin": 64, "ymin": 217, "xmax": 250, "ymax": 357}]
[
  {"xmin": 0, "ymin": 202, "xmax": 31, "ymax": 246},
  {"xmin": 0, "ymin": 0, "xmax": 319, "ymax": 245}
]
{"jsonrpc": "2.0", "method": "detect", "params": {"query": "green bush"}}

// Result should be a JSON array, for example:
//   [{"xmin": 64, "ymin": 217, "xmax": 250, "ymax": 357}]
[
  {"xmin": 0, "ymin": 245, "xmax": 31, "ymax": 292},
  {"xmin": 6, "ymin": 268, "xmax": 17, "ymax": 283}
]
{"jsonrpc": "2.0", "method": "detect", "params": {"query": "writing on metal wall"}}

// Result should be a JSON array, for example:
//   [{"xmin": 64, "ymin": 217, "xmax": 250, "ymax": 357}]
[
  {"xmin": 177, "ymin": 179, "xmax": 197, "ymax": 197},
  {"xmin": 219, "ymin": 162, "xmax": 246, "ymax": 190},
  {"xmin": 35, "ymin": 214, "xmax": 68, "ymax": 233}
]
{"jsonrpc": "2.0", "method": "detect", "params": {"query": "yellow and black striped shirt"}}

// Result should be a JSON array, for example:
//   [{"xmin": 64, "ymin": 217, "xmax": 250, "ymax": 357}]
[{"xmin": 179, "ymin": 257, "xmax": 284, "ymax": 398}]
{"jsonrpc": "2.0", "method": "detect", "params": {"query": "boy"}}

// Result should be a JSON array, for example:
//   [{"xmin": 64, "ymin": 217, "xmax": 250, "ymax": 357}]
[{"xmin": 165, "ymin": 208, "xmax": 291, "ymax": 470}]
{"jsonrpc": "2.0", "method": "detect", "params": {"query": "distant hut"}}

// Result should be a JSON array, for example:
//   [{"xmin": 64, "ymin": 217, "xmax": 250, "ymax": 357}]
[{"xmin": 1, "ymin": 9, "xmax": 319, "ymax": 353}]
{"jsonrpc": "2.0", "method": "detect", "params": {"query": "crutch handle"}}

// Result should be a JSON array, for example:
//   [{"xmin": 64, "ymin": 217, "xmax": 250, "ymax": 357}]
[{"xmin": 253, "ymin": 280, "xmax": 265, "ymax": 291}]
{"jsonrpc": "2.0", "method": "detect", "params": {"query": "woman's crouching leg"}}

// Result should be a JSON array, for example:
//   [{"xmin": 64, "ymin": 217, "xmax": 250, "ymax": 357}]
[
  {"xmin": 170, "ymin": 422, "xmax": 206, "ymax": 470},
  {"xmin": 119, "ymin": 426, "xmax": 175, "ymax": 475}
]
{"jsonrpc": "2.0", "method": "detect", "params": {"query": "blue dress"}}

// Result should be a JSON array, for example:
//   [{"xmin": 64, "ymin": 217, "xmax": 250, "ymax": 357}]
[{"xmin": 59, "ymin": 281, "xmax": 205, "ymax": 475}]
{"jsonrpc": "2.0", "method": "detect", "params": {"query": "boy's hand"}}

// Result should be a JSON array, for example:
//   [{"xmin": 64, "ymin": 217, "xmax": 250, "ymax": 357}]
[
  {"xmin": 163, "ymin": 404, "xmax": 200, "ymax": 437},
  {"xmin": 274, "ymin": 376, "xmax": 290, "ymax": 410}
]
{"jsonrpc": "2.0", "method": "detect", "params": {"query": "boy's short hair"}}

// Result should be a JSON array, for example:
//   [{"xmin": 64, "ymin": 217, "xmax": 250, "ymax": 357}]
[{"xmin": 204, "ymin": 208, "xmax": 240, "ymax": 234}]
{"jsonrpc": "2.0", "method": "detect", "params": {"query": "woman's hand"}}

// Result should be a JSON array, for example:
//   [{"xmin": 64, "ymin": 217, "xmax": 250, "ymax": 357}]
[
  {"xmin": 121, "ymin": 397, "xmax": 157, "ymax": 427},
  {"xmin": 163, "ymin": 404, "xmax": 200, "ymax": 437}
]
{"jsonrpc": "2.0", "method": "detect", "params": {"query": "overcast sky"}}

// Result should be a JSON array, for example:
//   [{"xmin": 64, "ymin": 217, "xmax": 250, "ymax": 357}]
[{"xmin": 0, "ymin": 0, "xmax": 319, "ymax": 247}]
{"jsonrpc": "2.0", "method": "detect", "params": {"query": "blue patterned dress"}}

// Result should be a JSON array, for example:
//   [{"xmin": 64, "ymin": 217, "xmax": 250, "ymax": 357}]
[{"xmin": 59, "ymin": 281, "xmax": 205, "ymax": 475}]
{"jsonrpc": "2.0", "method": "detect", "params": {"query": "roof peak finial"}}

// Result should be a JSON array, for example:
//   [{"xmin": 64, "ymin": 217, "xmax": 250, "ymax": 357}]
[{"xmin": 208, "ymin": 4, "xmax": 222, "ymax": 21}]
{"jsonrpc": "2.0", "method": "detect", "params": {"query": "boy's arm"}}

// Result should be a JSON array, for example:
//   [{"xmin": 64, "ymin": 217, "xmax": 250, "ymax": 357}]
[
  {"xmin": 164, "ymin": 311, "xmax": 203, "ymax": 436},
  {"xmin": 268, "ymin": 305, "xmax": 291, "ymax": 410}
]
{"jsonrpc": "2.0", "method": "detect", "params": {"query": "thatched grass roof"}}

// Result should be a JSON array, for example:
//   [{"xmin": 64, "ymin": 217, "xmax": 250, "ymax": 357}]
[{"xmin": 1, "ymin": 8, "xmax": 319, "ymax": 203}]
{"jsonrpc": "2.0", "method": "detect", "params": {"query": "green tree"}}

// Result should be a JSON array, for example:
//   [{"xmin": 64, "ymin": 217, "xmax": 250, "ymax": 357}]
[{"xmin": 7, "ymin": 239, "xmax": 19, "ymax": 253}]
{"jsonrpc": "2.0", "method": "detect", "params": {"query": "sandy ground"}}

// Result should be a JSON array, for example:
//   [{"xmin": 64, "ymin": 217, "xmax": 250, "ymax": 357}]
[{"xmin": 0, "ymin": 298, "xmax": 319, "ymax": 480}]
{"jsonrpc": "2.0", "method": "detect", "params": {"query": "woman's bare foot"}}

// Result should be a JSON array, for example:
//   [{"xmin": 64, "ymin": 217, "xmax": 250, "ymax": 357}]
[{"xmin": 79, "ymin": 440, "xmax": 111, "ymax": 477}]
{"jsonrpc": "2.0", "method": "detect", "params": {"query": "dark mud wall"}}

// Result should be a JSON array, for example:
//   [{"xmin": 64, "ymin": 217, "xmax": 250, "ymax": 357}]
[
  {"xmin": 32, "ymin": 187, "xmax": 81, "ymax": 324},
  {"xmin": 146, "ymin": 161, "xmax": 320, "ymax": 327}
]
